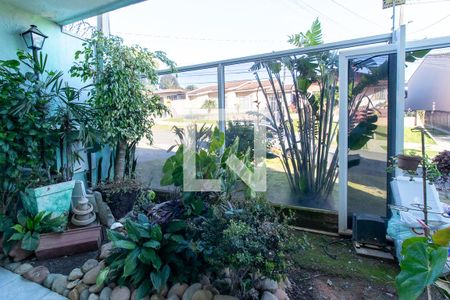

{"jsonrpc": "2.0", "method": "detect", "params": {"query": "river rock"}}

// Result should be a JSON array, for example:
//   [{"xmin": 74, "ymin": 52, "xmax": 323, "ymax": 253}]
[
  {"xmin": 82, "ymin": 259, "xmax": 99, "ymax": 273},
  {"xmin": 99, "ymin": 242, "xmax": 113, "ymax": 259},
  {"xmin": 191, "ymin": 290, "xmax": 213, "ymax": 300},
  {"xmin": 69, "ymin": 268, "xmax": 84, "ymax": 280},
  {"xmin": 83, "ymin": 263, "xmax": 103, "ymax": 285},
  {"xmin": 67, "ymin": 279, "xmax": 81, "ymax": 289},
  {"xmin": 259, "ymin": 278, "xmax": 278, "ymax": 292},
  {"xmin": 261, "ymin": 291, "xmax": 278, "ymax": 300},
  {"xmin": 200, "ymin": 275, "xmax": 211, "ymax": 287},
  {"xmin": 90, "ymin": 283, "xmax": 104, "ymax": 293},
  {"xmin": 100, "ymin": 287, "xmax": 113, "ymax": 300},
  {"xmin": 167, "ymin": 295, "xmax": 180, "ymax": 300},
  {"xmin": 23, "ymin": 265, "xmax": 49, "ymax": 284},
  {"xmin": 52, "ymin": 274, "xmax": 68, "ymax": 294},
  {"xmin": 43, "ymin": 273, "xmax": 58, "ymax": 288},
  {"xmin": 150, "ymin": 295, "xmax": 164, "ymax": 300},
  {"xmin": 8, "ymin": 242, "xmax": 32, "ymax": 261},
  {"xmin": 111, "ymin": 286, "xmax": 131, "ymax": 300},
  {"xmin": 5, "ymin": 262, "xmax": 21, "ymax": 272},
  {"xmin": 68, "ymin": 288, "xmax": 80, "ymax": 300},
  {"xmin": 274, "ymin": 289, "xmax": 289, "ymax": 300},
  {"xmin": 213, "ymin": 296, "xmax": 239, "ymax": 300},
  {"xmin": 182, "ymin": 283, "xmax": 202, "ymax": 300},
  {"xmin": 168, "ymin": 283, "xmax": 189, "ymax": 298},
  {"xmin": 80, "ymin": 289, "xmax": 90, "ymax": 300},
  {"xmin": 96, "ymin": 193, "xmax": 115, "ymax": 227},
  {"xmin": 88, "ymin": 294, "xmax": 99, "ymax": 300},
  {"xmin": 203, "ymin": 284, "xmax": 219, "ymax": 295},
  {"xmin": 14, "ymin": 263, "xmax": 33, "ymax": 275},
  {"xmin": 76, "ymin": 283, "xmax": 90, "ymax": 293}
]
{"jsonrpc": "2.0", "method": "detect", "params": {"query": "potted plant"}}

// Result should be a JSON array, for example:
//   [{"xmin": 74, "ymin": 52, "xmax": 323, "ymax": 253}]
[
  {"xmin": 0, "ymin": 51, "xmax": 89, "ymax": 218},
  {"xmin": 396, "ymin": 152, "xmax": 422, "ymax": 171}
]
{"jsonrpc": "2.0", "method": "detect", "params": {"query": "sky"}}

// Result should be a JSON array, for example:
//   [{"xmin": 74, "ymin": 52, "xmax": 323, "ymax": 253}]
[{"xmin": 107, "ymin": 0, "xmax": 450, "ymax": 69}]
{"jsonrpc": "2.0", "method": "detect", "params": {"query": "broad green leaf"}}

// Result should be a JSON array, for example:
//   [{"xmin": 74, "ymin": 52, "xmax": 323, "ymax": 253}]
[
  {"xmin": 11, "ymin": 224, "xmax": 24, "ymax": 233},
  {"xmin": 138, "ymin": 248, "xmax": 157, "ymax": 265},
  {"xmin": 143, "ymin": 240, "xmax": 160, "ymax": 249},
  {"xmin": 21, "ymin": 231, "xmax": 40, "ymax": 251},
  {"xmin": 123, "ymin": 248, "xmax": 140, "ymax": 277},
  {"xmin": 113, "ymin": 240, "xmax": 137, "ymax": 250},
  {"xmin": 107, "ymin": 230, "xmax": 126, "ymax": 242},
  {"xmin": 432, "ymin": 227, "xmax": 450, "ymax": 247},
  {"xmin": 135, "ymin": 280, "xmax": 151, "ymax": 300},
  {"xmin": 96, "ymin": 267, "xmax": 109, "ymax": 286},
  {"xmin": 401, "ymin": 237, "xmax": 427, "ymax": 256},
  {"xmin": 150, "ymin": 225, "xmax": 162, "ymax": 241},
  {"xmin": 166, "ymin": 220, "xmax": 186, "ymax": 233},
  {"xmin": 396, "ymin": 242, "xmax": 448, "ymax": 300},
  {"xmin": 8, "ymin": 232, "xmax": 24, "ymax": 241}
]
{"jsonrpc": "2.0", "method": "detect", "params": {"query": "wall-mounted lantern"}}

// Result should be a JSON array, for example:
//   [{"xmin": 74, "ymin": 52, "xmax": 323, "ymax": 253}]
[{"xmin": 21, "ymin": 25, "xmax": 48, "ymax": 51}]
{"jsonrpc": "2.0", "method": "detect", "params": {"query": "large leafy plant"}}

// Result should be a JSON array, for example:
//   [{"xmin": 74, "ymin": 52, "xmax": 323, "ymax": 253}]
[
  {"xmin": 0, "ymin": 51, "xmax": 62, "ymax": 214},
  {"xmin": 396, "ymin": 227, "xmax": 450, "ymax": 300},
  {"xmin": 99, "ymin": 216, "xmax": 204, "ymax": 299},
  {"xmin": 8, "ymin": 210, "xmax": 66, "ymax": 251},
  {"xmin": 71, "ymin": 31, "xmax": 174, "ymax": 181},
  {"xmin": 253, "ymin": 19, "xmax": 383, "ymax": 201}
]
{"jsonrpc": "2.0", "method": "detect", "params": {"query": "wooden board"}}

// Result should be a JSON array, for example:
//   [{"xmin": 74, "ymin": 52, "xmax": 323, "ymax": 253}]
[{"xmin": 36, "ymin": 224, "xmax": 103, "ymax": 260}]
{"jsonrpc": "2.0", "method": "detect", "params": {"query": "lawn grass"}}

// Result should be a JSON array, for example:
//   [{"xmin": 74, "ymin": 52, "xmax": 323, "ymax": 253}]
[
  {"xmin": 292, "ymin": 231, "xmax": 398, "ymax": 285},
  {"xmin": 374, "ymin": 125, "xmax": 435, "ymax": 145}
]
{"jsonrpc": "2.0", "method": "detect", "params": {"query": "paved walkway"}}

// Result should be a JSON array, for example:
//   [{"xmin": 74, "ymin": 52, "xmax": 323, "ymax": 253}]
[{"xmin": 0, "ymin": 267, "xmax": 66, "ymax": 300}]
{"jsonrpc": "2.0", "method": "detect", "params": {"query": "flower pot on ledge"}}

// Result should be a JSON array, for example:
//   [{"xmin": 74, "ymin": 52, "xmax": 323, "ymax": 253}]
[
  {"xmin": 21, "ymin": 181, "xmax": 76, "ymax": 217},
  {"xmin": 397, "ymin": 154, "xmax": 421, "ymax": 171}
]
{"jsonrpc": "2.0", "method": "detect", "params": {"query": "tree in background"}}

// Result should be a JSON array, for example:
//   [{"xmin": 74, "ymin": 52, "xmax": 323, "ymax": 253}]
[
  {"xmin": 185, "ymin": 84, "xmax": 197, "ymax": 91},
  {"xmin": 71, "ymin": 31, "xmax": 175, "ymax": 181},
  {"xmin": 159, "ymin": 74, "xmax": 180, "ymax": 89}
]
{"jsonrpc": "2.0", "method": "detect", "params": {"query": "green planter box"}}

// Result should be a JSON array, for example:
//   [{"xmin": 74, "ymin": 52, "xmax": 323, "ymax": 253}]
[{"xmin": 22, "ymin": 181, "xmax": 75, "ymax": 216}]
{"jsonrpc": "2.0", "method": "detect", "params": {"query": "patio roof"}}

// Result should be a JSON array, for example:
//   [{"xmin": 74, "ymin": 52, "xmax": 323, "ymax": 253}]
[{"xmin": 2, "ymin": 0, "xmax": 146, "ymax": 25}]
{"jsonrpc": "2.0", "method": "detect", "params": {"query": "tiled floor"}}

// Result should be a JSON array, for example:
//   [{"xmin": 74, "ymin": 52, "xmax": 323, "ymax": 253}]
[{"xmin": 0, "ymin": 267, "xmax": 67, "ymax": 300}]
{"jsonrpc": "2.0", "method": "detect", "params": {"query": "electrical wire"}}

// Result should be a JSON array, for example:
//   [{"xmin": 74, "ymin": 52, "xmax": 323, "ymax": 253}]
[
  {"xmin": 114, "ymin": 31, "xmax": 285, "ymax": 44},
  {"xmin": 288, "ymin": 0, "xmax": 359, "ymax": 35},
  {"xmin": 326, "ymin": 0, "xmax": 385, "ymax": 29},
  {"xmin": 409, "ymin": 14, "xmax": 450, "ymax": 34}
]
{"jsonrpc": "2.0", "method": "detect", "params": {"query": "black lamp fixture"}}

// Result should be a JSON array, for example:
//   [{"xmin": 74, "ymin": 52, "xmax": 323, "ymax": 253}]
[{"xmin": 21, "ymin": 25, "xmax": 48, "ymax": 51}]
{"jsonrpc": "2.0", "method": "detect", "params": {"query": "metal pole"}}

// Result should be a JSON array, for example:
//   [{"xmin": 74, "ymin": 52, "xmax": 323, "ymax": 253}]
[
  {"xmin": 421, "ymin": 130, "xmax": 429, "ymax": 235},
  {"xmin": 217, "ymin": 64, "xmax": 226, "ymax": 135}
]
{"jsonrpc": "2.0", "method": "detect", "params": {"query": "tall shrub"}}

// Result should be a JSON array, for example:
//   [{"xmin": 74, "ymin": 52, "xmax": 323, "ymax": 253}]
[
  {"xmin": 71, "ymin": 32, "xmax": 175, "ymax": 181},
  {"xmin": 0, "ymin": 51, "xmax": 62, "ymax": 214}
]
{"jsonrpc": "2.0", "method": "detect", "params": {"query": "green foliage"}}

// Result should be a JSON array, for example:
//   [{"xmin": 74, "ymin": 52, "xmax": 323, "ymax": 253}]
[
  {"xmin": 161, "ymin": 127, "xmax": 252, "ymax": 198},
  {"xmin": 100, "ymin": 216, "xmax": 204, "ymax": 298},
  {"xmin": 71, "ymin": 31, "xmax": 174, "ymax": 181},
  {"xmin": 159, "ymin": 74, "xmax": 180, "ymax": 89},
  {"xmin": 396, "ymin": 228, "xmax": 450, "ymax": 299},
  {"xmin": 288, "ymin": 18, "xmax": 323, "ymax": 47},
  {"xmin": 225, "ymin": 121, "xmax": 274, "ymax": 159},
  {"xmin": 8, "ymin": 210, "xmax": 66, "ymax": 251},
  {"xmin": 0, "ymin": 51, "xmax": 64, "ymax": 214},
  {"xmin": 198, "ymin": 197, "xmax": 292, "ymax": 297},
  {"xmin": 201, "ymin": 99, "xmax": 217, "ymax": 113}
]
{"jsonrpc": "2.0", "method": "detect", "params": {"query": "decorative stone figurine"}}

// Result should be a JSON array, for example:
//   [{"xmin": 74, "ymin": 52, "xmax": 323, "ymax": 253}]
[{"xmin": 71, "ymin": 180, "xmax": 96, "ymax": 226}]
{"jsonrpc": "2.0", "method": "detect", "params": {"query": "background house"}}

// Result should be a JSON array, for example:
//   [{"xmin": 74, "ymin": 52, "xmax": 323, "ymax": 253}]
[{"xmin": 405, "ymin": 52, "xmax": 450, "ymax": 133}]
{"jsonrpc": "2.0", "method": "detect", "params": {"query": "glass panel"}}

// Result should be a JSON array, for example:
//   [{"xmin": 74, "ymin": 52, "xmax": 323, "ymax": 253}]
[
  {"xmin": 135, "ymin": 69, "xmax": 219, "ymax": 190},
  {"xmin": 405, "ymin": 47, "xmax": 450, "ymax": 202},
  {"xmin": 347, "ymin": 54, "xmax": 391, "ymax": 218},
  {"xmin": 229, "ymin": 51, "xmax": 340, "ymax": 212}
]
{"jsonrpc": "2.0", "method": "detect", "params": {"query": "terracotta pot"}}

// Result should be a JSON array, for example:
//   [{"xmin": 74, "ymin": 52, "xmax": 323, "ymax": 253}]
[{"xmin": 397, "ymin": 154, "xmax": 421, "ymax": 171}]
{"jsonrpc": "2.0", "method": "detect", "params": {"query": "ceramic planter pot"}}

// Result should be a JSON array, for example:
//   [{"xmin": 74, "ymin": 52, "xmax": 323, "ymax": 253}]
[
  {"xmin": 397, "ymin": 154, "xmax": 421, "ymax": 171},
  {"xmin": 21, "ymin": 181, "xmax": 75, "ymax": 217}
]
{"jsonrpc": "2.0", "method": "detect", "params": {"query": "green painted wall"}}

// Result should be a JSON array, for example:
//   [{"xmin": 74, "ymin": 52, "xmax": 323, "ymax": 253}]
[{"xmin": 0, "ymin": 1, "xmax": 112, "ymax": 187}]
